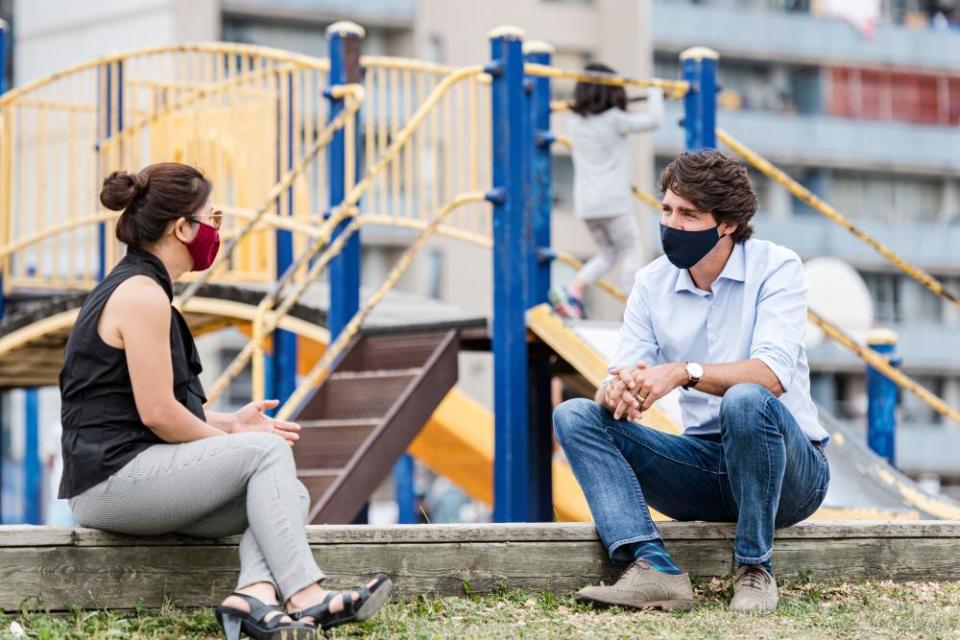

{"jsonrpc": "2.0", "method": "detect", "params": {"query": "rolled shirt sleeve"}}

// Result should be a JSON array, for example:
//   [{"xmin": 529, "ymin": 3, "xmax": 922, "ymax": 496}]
[
  {"xmin": 750, "ymin": 254, "xmax": 808, "ymax": 392},
  {"xmin": 606, "ymin": 272, "xmax": 662, "ymax": 383}
]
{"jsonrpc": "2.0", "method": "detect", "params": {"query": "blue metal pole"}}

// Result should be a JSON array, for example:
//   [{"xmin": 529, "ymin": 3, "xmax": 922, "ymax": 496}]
[
  {"xmin": 523, "ymin": 41, "xmax": 555, "ymax": 522},
  {"xmin": 0, "ymin": 20, "xmax": 7, "ymax": 319},
  {"xmin": 0, "ymin": 392, "xmax": 4, "ymax": 523},
  {"xmin": 680, "ymin": 47, "xmax": 719, "ymax": 151},
  {"xmin": 393, "ymin": 453, "xmax": 417, "ymax": 524},
  {"xmin": 524, "ymin": 42, "xmax": 553, "ymax": 309},
  {"xmin": 488, "ymin": 25, "xmax": 532, "ymax": 523},
  {"xmin": 866, "ymin": 329, "xmax": 899, "ymax": 466},
  {"xmin": 325, "ymin": 22, "xmax": 365, "ymax": 340},
  {"xmin": 97, "ymin": 64, "xmax": 112, "ymax": 281},
  {"xmin": 0, "ymin": 18, "xmax": 9, "ymax": 514},
  {"xmin": 23, "ymin": 388, "xmax": 40, "ymax": 524},
  {"xmin": 97, "ymin": 61, "xmax": 123, "ymax": 281},
  {"xmin": 0, "ymin": 19, "xmax": 7, "ymax": 95},
  {"xmin": 271, "ymin": 70, "xmax": 297, "ymax": 408}
]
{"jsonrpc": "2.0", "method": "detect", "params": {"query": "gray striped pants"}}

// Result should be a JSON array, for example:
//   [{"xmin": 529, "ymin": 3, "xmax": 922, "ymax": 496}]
[
  {"xmin": 577, "ymin": 214, "xmax": 644, "ymax": 289},
  {"xmin": 69, "ymin": 432, "xmax": 325, "ymax": 601}
]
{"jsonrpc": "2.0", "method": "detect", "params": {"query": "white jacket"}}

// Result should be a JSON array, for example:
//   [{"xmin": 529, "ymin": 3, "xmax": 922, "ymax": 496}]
[{"xmin": 568, "ymin": 88, "xmax": 664, "ymax": 220}]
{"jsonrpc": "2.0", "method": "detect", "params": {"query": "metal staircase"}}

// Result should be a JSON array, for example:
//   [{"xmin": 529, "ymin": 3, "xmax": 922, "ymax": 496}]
[{"xmin": 293, "ymin": 330, "xmax": 460, "ymax": 523}]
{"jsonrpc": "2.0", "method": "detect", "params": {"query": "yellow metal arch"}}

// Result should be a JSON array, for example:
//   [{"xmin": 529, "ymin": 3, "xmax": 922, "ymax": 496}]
[
  {"xmin": 0, "ymin": 42, "xmax": 330, "ymax": 107},
  {"xmin": 0, "ymin": 296, "xmax": 329, "ymax": 361}
]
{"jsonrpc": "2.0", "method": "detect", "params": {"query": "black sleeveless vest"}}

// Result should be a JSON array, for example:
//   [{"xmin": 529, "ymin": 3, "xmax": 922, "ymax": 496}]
[{"xmin": 58, "ymin": 249, "xmax": 207, "ymax": 498}]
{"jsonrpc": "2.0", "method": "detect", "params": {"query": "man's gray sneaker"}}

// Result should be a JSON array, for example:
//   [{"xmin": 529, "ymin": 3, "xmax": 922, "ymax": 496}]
[
  {"xmin": 577, "ymin": 560, "xmax": 694, "ymax": 611},
  {"xmin": 730, "ymin": 564, "xmax": 779, "ymax": 614}
]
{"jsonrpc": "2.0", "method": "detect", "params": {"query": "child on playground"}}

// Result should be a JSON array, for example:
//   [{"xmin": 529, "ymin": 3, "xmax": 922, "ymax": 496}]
[{"xmin": 552, "ymin": 62, "xmax": 664, "ymax": 319}]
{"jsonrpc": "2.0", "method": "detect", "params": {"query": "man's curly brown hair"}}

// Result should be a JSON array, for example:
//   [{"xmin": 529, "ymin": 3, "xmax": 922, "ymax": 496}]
[{"xmin": 659, "ymin": 151, "xmax": 758, "ymax": 244}]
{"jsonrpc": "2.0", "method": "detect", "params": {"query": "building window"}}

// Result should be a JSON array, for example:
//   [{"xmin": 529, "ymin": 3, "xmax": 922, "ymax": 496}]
[
  {"xmin": 829, "ymin": 170, "xmax": 942, "ymax": 223},
  {"xmin": 901, "ymin": 277, "xmax": 944, "ymax": 324},
  {"xmin": 661, "ymin": 56, "xmax": 821, "ymax": 116},
  {"xmin": 902, "ymin": 375, "xmax": 945, "ymax": 425},
  {"xmin": 426, "ymin": 34, "xmax": 445, "ymax": 64},
  {"xmin": 863, "ymin": 272, "xmax": 902, "ymax": 324},
  {"xmin": 862, "ymin": 271, "xmax": 945, "ymax": 325},
  {"xmin": 220, "ymin": 347, "xmax": 252, "ymax": 409},
  {"xmin": 946, "ymin": 278, "xmax": 960, "ymax": 327},
  {"xmin": 425, "ymin": 249, "xmax": 443, "ymax": 300},
  {"xmin": 222, "ymin": 18, "xmax": 404, "ymax": 58},
  {"xmin": 827, "ymin": 67, "xmax": 960, "ymax": 126}
]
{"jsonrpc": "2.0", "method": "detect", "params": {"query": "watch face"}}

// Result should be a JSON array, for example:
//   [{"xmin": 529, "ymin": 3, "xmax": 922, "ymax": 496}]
[{"xmin": 688, "ymin": 362, "xmax": 704, "ymax": 379}]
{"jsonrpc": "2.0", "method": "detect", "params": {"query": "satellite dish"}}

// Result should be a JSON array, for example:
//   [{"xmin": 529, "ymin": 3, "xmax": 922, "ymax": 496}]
[{"xmin": 804, "ymin": 257, "xmax": 874, "ymax": 349}]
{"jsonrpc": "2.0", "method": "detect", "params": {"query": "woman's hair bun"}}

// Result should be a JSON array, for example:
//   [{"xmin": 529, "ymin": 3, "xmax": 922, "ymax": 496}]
[{"xmin": 100, "ymin": 170, "xmax": 149, "ymax": 211}]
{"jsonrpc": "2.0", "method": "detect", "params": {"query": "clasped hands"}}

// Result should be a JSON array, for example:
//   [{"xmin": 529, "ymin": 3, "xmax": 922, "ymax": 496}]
[{"xmin": 602, "ymin": 361, "xmax": 687, "ymax": 421}]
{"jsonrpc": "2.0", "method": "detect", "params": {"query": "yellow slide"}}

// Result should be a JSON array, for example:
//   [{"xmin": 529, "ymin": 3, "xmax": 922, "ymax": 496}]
[{"xmin": 524, "ymin": 304, "xmax": 680, "ymax": 435}]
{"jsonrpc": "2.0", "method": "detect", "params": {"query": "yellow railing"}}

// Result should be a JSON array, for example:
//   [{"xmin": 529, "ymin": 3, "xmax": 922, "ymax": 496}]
[
  {"xmin": 0, "ymin": 44, "xmax": 335, "ymax": 292},
  {"xmin": 0, "ymin": 47, "xmax": 497, "ymax": 302},
  {"xmin": 175, "ymin": 84, "xmax": 362, "ymax": 308},
  {"xmin": 277, "ymin": 192, "xmax": 487, "ymax": 421},
  {"xmin": 524, "ymin": 65, "xmax": 690, "ymax": 100},
  {"xmin": 263, "ymin": 66, "xmax": 489, "ymax": 406},
  {"xmin": 1, "ymin": 44, "xmax": 501, "ymax": 413},
  {"xmin": 717, "ymin": 128, "xmax": 960, "ymax": 309},
  {"xmin": 199, "ymin": 63, "xmax": 492, "ymax": 405},
  {"xmin": 358, "ymin": 58, "xmax": 492, "ymax": 246}
]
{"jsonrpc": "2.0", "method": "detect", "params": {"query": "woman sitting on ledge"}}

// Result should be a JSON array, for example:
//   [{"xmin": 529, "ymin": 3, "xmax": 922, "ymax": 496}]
[{"xmin": 58, "ymin": 162, "xmax": 391, "ymax": 640}]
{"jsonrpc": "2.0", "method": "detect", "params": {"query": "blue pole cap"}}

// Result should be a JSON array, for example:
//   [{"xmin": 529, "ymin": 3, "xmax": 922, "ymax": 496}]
[
  {"xmin": 488, "ymin": 25, "xmax": 526, "ymax": 40},
  {"xmin": 326, "ymin": 21, "xmax": 366, "ymax": 40},
  {"xmin": 679, "ymin": 46, "xmax": 720, "ymax": 62},
  {"xmin": 866, "ymin": 328, "xmax": 899, "ymax": 347},
  {"xmin": 523, "ymin": 41, "xmax": 555, "ymax": 56}
]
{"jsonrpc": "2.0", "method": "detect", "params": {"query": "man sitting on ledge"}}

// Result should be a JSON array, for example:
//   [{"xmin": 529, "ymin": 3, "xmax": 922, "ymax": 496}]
[{"xmin": 554, "ymin": 151, "xmax": 830, "ymax": 614}]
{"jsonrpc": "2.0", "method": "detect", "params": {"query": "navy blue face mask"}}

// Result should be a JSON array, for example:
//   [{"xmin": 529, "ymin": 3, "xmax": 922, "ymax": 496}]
[{"xmin": 660, "ymin": 223, "xmax": 724, "ymax": 269}]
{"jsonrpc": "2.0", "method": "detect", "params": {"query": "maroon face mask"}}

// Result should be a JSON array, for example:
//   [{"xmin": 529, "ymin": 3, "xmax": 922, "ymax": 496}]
[{"xmin": 186, "ymin": 222, "xmax": 220, "ymax": 271}]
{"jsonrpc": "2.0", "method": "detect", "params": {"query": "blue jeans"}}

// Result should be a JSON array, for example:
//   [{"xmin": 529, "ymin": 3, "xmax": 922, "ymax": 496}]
[{"xmin": 554, "ymin": 384, "xmax": 830, "ymax": 567}]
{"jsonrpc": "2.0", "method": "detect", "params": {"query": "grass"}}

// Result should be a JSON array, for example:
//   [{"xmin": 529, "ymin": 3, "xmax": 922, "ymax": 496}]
[{"xmin": 2, "ymin": 578, "xmax": 959, "ymax": 639}]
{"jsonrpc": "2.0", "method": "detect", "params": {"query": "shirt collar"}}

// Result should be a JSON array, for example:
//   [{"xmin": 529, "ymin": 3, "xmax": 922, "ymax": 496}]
[
  {"xmin": 674, "ymin": 268, "xmax": 698, "ymax": 293},
  {"xmin": 673, "ymin": 241, "xmax": 746, "ymax": 293},
  {"xmin": 718, "ymin": 241, "xmax": 746, "ymax": 283}
]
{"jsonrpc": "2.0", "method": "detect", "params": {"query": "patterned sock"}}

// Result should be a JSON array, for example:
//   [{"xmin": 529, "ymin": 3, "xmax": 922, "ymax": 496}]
[
  {"xmin": 630, "ymin": 539, "xmax": 683, "ymax": 575},
  {"xmin": 740, "ymin": 559, "xmax": 774, "ymax": 574}
]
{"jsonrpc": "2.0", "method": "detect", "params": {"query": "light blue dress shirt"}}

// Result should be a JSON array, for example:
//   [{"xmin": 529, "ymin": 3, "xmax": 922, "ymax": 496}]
[{"xmin": 610, "ymin": 238, "xmax": 829, "ymax": 443}]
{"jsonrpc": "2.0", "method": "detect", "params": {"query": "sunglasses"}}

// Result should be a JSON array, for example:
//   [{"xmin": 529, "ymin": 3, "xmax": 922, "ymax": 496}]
[{"xmin": 191, "ymin": 208, "xmax": 223, "ymax": 230}]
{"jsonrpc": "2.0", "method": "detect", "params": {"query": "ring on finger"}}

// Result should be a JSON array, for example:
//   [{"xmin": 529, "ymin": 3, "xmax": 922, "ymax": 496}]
[{"xmin": 635, "ymin": 393, "xmax": 646, "ymax": 404}]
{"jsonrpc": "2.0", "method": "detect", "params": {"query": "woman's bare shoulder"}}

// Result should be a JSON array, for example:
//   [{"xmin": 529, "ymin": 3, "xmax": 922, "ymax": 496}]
[{"xmin": 109, "ymin": 275, "xmax": 171, "ymax": 316}]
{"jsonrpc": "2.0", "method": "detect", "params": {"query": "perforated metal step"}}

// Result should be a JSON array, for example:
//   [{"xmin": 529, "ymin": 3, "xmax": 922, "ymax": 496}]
[{"xmin": 292, "ymin": 329, "xmax": 460, "ymax": 524}]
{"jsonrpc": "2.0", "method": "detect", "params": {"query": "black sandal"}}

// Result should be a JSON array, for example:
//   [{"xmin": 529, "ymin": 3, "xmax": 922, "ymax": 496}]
[
  {"xmin": 215, "ymin": 592, "xmax": 316, "ymax": 640},
  {"xmin": 291, "ymin": 575, "xmax": 393, "ymax": 631}
]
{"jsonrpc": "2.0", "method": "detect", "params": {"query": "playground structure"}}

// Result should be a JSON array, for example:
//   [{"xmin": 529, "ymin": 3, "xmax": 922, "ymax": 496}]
[{"xmin": 0, "ymin": 21, "xmax": 959, "ymax": 530}]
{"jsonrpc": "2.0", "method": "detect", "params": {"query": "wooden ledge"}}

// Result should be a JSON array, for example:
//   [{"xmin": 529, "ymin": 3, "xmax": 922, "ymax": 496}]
[
  {"xmin": 3, "ymin": 520, "xmax": 960, "ymax": 547},
  {"xmin": 2, "ymin": 522, "xmax": 958, "ymax": 611}
]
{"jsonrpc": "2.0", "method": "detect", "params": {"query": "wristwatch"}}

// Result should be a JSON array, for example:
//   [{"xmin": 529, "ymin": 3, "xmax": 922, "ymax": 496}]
[{"xmin": 683, "ymin": 362, "xmax": 704, "ymax": 390}]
